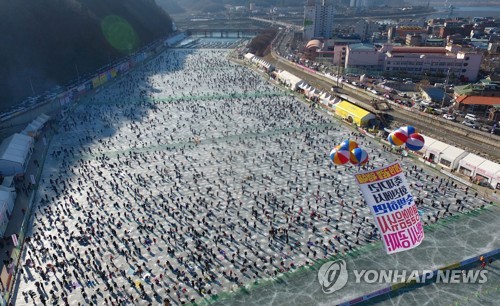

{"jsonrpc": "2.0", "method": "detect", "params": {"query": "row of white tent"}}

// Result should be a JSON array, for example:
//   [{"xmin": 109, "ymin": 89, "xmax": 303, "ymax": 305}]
[
  {"xmin": 0, "ymin": 184, "xmax": 16, "ymax": 238},
  {"xmin": 0, "ymin": 113, "xmax": 49, "ymax": 176},
  {"xmin": 419, "ymin": 135, "xmax": 500, "ymax": 189},
  {"xmin": 273, "ymin": 69, "xmax": 343, "ymax": 106},
  {"xmin": 244, "ymin": 53, "xmax": 275, "ymax": 72},
  {"xmin": 21, "ymin": 113, "xmax": 50, "ymax": 137},
  {"xmin": 0, "ymin": 114, "xmax": 48, "ymax": 237}
]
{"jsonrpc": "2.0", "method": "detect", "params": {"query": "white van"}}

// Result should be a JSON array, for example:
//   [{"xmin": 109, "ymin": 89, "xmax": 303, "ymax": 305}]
[{"xmin": 464, "ymin": 114, "xmax": 477, "ymax": 121}]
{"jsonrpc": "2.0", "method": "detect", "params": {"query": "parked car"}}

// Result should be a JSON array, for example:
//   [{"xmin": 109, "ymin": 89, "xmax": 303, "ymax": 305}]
[
  {"xmin": 462, "ymin": 120, "xmax": 477, "ymax": 128},
  {"xmin": 480, "ymin": 125, "xmax": 493, "ymax": 132},
  {"xmin": 443, "ymin": 114, "xmax": 456, "ymax": 121},
  {"xmin": 424, "ymin": 107, "xmax": 437, "ymax": 115},
  {"xmin": 464, "ymin": 114, "xmax": 478, "ymax": 121},
  {"xmin": 420, "ymin": 100, "xmax": 432, "ymax": 106}
]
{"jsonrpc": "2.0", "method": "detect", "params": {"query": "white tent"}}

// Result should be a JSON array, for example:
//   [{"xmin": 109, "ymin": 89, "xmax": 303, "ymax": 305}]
[
  {"xmin": 438, "ymin": 146, "xmax": 468, "ymax": 169},
  {"xmin": 21, "ymin": 113, "xmax": 50, "ymax": 137},
  {"xmin": 0, "ymin": 133, "xmax": 34, "ymax": 176},
  {"xmin": 312, "ymin": 89, "xmax": 322, "ymax": 98},
  {"xmin": 320, "ymin": 93, "xmax": 332, "ymax": 105},
  {"xmin": 277, "ymin": 71, "xmax": 303, "ymax": 90},
  {"xmin": 418, "ymin": 134, "xmax": 438, "ymax": 155},
  {"xmin": 458, "ymin": 153, "xmax": 488, "ymax": 177},
  {"xmin": 298, "ymin": 81, "xmax": 309, "ymax": 90},
  {"xmin": 0, "ymin": 188, "xmax": 15, "ymax": 237},
  {"xmin": 492, "ymin": 171, "xmax": 500, "ymax": 190},
  {"xmin": 1, "ymin": 176, "xmax": 14, "ymax": 188},
  {"xmin": 244, "ymin": 53, "xmax": 255, "ymax": 61},
  {"xmin": 423, "ymin": 139, "xmax": 450, "ymax": 163},
  {"xmin": 475, "ymin": 160, "xmax": 500, "ymax": 186}
]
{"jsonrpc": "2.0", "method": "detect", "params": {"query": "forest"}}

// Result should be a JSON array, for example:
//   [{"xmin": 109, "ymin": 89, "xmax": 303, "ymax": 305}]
[{"xmin": 0, "ymin": 0, "xmax": 173, "ymax": 111}]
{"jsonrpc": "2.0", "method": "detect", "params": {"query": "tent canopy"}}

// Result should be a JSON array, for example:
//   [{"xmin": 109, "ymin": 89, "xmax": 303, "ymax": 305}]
[
  {"xmin": 425, "ymin": 140, "xmax": 450, "ymax": 157},
  {"xmin": 0, "ymin": 134, "xmax": 33, "ymax": 165},
  {"xmin": 21, "ymin": 113, "xmax": 50, "ymax": 136},
  {"xmin": 335, "ymin": 101, "xmax": 375, "ymax": 126},
  {"xmin": 277, "ymin": 71, "xmax": 302, "ymax": 89},
  {"xmin": 475, "ymin": 160, "xmax": 500, "ymax": 178},
  {"xmin": 459, "ymin": 153, "xmax": 488, "ymax": 171},
  {"xmin": 440, "ymin": 146, "xmax": 467, "ymax": 164}
]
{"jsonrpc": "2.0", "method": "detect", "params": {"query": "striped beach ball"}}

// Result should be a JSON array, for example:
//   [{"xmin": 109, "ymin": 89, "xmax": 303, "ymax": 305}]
[{"xmin": 406, "ymin": 133, "xmax": 425, "ymax": 151}]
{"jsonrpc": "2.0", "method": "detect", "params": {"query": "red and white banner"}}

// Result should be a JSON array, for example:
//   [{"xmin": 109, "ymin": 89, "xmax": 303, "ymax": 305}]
[{"xmin": 355, "ymin": 162, "xmax": 424, "ymax": 254}]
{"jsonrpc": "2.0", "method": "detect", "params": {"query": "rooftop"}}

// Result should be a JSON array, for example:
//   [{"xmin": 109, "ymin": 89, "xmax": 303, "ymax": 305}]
[
  {"xmin": 455, "ymin": 95, "xmax": 500, "ymax": 106},
  {"xmin": 391, "ymin": 47, "xmax": 447, "ymax": 54},
  {"xmin": 349, "ymin": 43, "xmax": 376, "ymax": 51}
]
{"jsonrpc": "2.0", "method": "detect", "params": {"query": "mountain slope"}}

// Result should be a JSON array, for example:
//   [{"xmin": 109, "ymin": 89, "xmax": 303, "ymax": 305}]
[{"xmin": 0, "ymin": 0, "xmax": 173, "ymax": 111}]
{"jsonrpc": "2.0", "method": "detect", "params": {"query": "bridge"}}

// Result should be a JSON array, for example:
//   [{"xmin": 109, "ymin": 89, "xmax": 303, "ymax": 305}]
[{"xmin": 185, "ymin": 28, "xmax": 270, "ymax": 38}]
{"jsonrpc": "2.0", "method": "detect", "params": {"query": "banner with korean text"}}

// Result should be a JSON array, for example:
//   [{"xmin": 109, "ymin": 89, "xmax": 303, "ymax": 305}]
[{"xmin": 354, "ymin": 162, "xmax": 424, "ymax": 254}]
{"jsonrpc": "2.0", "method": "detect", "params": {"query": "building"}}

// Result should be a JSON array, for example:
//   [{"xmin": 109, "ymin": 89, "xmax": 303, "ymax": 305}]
[
  {"xmin": 454, "ymin": 96, "xmax": 500, "ymax": 117},
  {"xmin": 321, "ymin": 38, "xmax": 361, "ymax": 67},
  {"xmin": 303, "ymin": 0, "xmax": 335, "ymax": 41},
  {"xmin": 344, "ymin": 43, "xmax": 381, "ymax": 70},
  {"xmin": 334, "ymin": 101, "xmax": 376, "ymax": 127},
  {"xmin": 406, "ymin": 34, "xmax": 423, "ymax": 46},
  {"xmin": 354, "ymin": 20, "xmax": 380, "ymax": 41},
  {"xmin": 304, "ymin": 39, "xmax": 322, "ymax": 60},
  {"xmin": 344, "ymin": 44, "xmax": 483, "ymax": 81},
  {"xmin": 396, "ymin": 26, "xmax": 428, "ymax": 38},
  {"xmin": 453, "ymin": 82, "xmax": 500, "ymax": 99},
  {"xmin": 421, "ymin": 87, "xmax": 451, "ymax": 104},
  {"xmin": 398, "ymin": 19, "xmax": 427, "ymax": 28}
]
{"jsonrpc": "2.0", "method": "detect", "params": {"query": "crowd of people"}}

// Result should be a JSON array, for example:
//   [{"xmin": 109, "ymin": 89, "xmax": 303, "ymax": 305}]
[{"xmin": 14, "ymin": 49, "xmax": 482, "ymax": 306}]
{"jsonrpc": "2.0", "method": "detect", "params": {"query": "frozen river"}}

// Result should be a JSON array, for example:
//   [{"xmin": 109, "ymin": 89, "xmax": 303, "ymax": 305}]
[{"xmin": 12, "ymin": 48, "xmax": 494, "ymax": 306}]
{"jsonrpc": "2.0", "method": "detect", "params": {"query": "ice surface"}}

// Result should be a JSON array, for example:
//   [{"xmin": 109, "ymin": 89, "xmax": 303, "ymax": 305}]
[{"xmin": 12, "ymin": 49, "xmax": 494, "ymax": 306}]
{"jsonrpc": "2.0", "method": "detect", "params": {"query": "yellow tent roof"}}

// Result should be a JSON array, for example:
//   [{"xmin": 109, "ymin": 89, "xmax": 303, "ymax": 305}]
[{"xmin": 336, "ymin": 101, "xmax": 373, "ymax": 120}]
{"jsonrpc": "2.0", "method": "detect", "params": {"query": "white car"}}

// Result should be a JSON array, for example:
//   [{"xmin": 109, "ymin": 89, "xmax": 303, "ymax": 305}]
[
  {"xmin": 420, "ymin": 100, "xmax": 432, "ymax": 106},
  {"xmin": 443, "ymin": 114, "xmax": 455, "ymax": 121},
  {"xmin": 464, "ymin": 114, "xmax": 477, "ymax": 121},
  {"xmin": 462, "ymin": 120, "xmax": 477, "ymax": 128}
]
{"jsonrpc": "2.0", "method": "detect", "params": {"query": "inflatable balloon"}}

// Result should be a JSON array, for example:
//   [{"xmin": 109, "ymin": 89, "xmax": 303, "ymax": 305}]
[
  {"xmin": 338, "ymin": 139, "xmax": 358, "ymax": 152},
  {"xmin": 329, "ymin": 146, "xmax": 339, "ymax": 160},
  {"xmin": 350, "ymin": 147, "xmax": 369, "ymax": 165},
  {"xmin": 406, "ymin": 133, "xmax": 425, "ymax": 151},
  {"xmin": 388, "ymin": 130, "xmax": 407, "ymax": 146},
  {"xmin": 330, "ymin": 147, "xmax": 350, "ymax": 165},
  {"xmin": 399, "ymin": 126, "xmax": 416, "ymax": 137}
]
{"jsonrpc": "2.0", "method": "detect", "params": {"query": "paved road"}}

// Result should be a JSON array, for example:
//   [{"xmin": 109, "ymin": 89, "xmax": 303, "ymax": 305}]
[{"xmin": 264, "ymin": 53, "xmax": 500, "ymax": 162}]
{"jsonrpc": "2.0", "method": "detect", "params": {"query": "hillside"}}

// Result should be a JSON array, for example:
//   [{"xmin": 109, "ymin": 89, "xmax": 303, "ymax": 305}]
[{"xmin": 0, "ymin": 0, "xmax": 174, "ymax": 112}]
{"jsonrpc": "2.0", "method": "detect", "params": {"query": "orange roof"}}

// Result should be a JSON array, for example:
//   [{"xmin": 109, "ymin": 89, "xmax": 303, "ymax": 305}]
[
  {"xmin": 456, "ymin": 95, "xmax": 500, "ymax": 105},
  {"xmin": 306, "ymin": 39, "xmax": 321, "ymax": 49},
  {"xmin": 391, "ymin": 47, "xmax": 447, "ymax": 54}
]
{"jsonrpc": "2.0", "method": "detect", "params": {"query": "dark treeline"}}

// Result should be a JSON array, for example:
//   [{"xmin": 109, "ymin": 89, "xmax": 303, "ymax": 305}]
[
  {"xmin": 248, "ymin": 29, "xmax": 278, "ymax": 57},
  {"xmin": 0, "ymin": 0, "xmax": 173, "ymax": 111}
]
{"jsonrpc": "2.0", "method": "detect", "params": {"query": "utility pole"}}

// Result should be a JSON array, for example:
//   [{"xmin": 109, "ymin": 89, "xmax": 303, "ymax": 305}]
[{"xmin": 441, "ymin": 68, "xmax": 450, "ymax": 109}]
